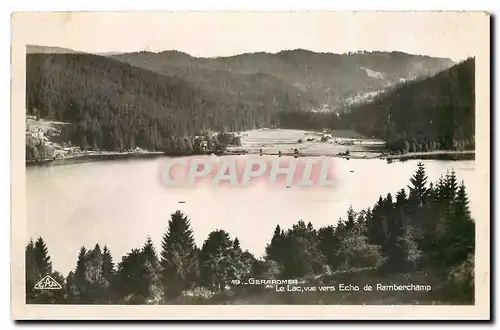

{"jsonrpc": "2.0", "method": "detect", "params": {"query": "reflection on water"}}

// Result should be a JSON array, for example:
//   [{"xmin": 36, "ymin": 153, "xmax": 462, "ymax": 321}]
[{"xmin": 26, "ymin": 156, "xmax": 477, "ymax": 275}]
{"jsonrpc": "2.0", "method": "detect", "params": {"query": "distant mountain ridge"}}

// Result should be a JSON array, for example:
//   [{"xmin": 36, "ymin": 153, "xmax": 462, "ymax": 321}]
[
  {"xmin": 110, "ymin": 48, "xmax": 455, "ymax": 110},
  {"xmin": 27, "ymin": 45, "xmax": 82, "ymax": 54},
  {"xmin": 26, "ymin": 45, "xmax": 125, "ymax": 56},
  {"xmin": 27, "ymin": 45, "xmax": 455, "ymax": 113}
]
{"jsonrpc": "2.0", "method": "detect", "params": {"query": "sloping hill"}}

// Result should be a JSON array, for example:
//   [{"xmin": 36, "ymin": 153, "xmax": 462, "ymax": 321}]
[
  {"xmin": 346, "ymin": 58, "xmax": 475, "ymax": 152},
  {"xmin": 26, "ymin": 53, "xmax": 308, "ymax": 150}
]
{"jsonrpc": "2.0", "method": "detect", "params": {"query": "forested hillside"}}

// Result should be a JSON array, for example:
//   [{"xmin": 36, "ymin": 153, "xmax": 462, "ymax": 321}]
[
  {"xmin": 26, "ymin": 53, "xmax": 307, "ymax": 150},
  {"xmin": 112, "ymin": 49, "xmax": 454, "ymax": 110},
  {"xmin": 346, "ymin": 58, "xmax": 475, "ymax": 153},
  {"xmin": 275, "ymin": 58, "xmax": 475, "ymax": 153}
]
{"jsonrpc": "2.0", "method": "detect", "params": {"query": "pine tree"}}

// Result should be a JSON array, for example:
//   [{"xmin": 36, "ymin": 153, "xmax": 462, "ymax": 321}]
[
  {"xmin": 160, "ymin": 210, "xmax": 199, "ymax": 299},
  {"xmin": 228, "ymin": 238, "xmax": 253, "ymax": 283},
  {"xmin": 73, "ymin": 246, "xmax": 89, "ymax": 302},
  {"xmin": 395, "ymin": 189, "xmax": 407, "ymax": 210},
  {"xmin": 142, "ymin": 236, "xmax": 159, "ymax": 270},
  {"xmin": 265, "ymin": 225, "xmax": 285, "ymax": 263},
  {"xmin": 27, "ymin": 238, "xmax": 65, "ymax": 304},
  {"xmin": 34, "ymin": 237, "xmax": 52, "ymax": 276},
  {"xmin": 317, "ymin": 225, "xmax": 340, "ymax": 270},
  {"xmin": 141, "ymin": 237, "xmax": 162, "ymax": 304},
  {"xmin": 454, "ymin": 181, "xmax": 471, "ymax": 221},
  {"xmin": 25, "ymin": 239, "xmax": 37, "ymax": 303},
  {"xmin": 345, "ymin": 206, "xmax": 356, "ymax": 231},
  {"xmin": 443, "ymin": 181, "xmax": 475, "ymax": 266},
  {"xmin": 199, "ymin": 229, "xmax": 234, "ymax": 292},
  {"xmin": 85, "ymin": 244, "xmax": 103, "ymax": 286},
  {"xmin": 116, "ymin": 248, "xmax": 150, "ymax": 303},
  {"xmin": 66, "ymin": 271, "xmax": 77, "ymax": 303},
  {"xmin": 366, "ymin": 196, "xmax": 391, "ymax": 250},
  {"xmin": 419, "ymin": 181, "xmax": 441, "ymax": 259},
  {"xmin": 70, "ymin": 243, "xmax": 109, "ymax": 303},
  {"xmin": 445, "ymin": 170, "xmax": 459, "ymax": 202},
  {"xmin": 233, "ymin": 238, "xmax": 241, "ymax": 251},
  {"xmin": 408, "ymin": 162, "xmax": 428, "ymax": 208},
  {"xmin": 102, "ymin": 246, "xmax": 115, "ymax": 286}
]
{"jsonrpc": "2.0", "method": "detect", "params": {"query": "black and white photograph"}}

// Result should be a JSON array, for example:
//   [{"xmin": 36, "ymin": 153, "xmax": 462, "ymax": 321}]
[{"xmin": 10, "ymin": 11, "xmax": 490, "ymax": 320}]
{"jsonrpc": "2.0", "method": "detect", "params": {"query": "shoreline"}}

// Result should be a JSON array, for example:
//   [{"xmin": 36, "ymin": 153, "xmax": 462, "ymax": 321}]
[
  {"xmin": 26, "ymin": 151, "xmax": 166, "ymax": 167},
  {"xmin": 381, "ymin": 150, "xmax": 475, "ymax": 161},
  {"xmin": 26, "ymin": 149, "xmax": 476, "ymax": 167}
]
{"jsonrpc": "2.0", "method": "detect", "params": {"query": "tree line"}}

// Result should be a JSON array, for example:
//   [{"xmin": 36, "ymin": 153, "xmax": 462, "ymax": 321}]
[{"xmin": 26, "ymin": 163, "xmax": 474, "ymax": 304}]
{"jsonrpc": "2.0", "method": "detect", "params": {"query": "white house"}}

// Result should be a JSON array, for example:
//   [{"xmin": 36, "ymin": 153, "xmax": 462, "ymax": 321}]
[{"xmin": 30, "ymin": 128, "xmax": 45, "ymax": 139}]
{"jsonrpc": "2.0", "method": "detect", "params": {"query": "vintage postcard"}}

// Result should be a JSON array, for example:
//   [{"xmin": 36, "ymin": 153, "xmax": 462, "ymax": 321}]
[{"xmin": 11, "ymin": 11, "xmax": 490, "ymax": 320}]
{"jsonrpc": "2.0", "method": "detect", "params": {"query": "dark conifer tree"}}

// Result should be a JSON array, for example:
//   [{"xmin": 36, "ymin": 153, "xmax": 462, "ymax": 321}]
[
  {"xmin": 65, "ymin": 271, "xmax": 77, "ymax": 303},
  {"xmin": 34, "ymin": 237, "xmax": 52, "ymax": 276},
  {"xmin": 116, "ymin": 248, "xmax": 150, "ymax": 303},
  {"xmin": 408, "ymin": 162, "xmax": 429, "ymax": 208},
  {"xmin": 317, "ymin": 225, "xmax": 340, "ymax": 270},
  {"xmin": 160, "ymin": 210, "xmax": 199, "ymax": 299},
  {"xmin": 199, "ymin": 229, "xmax": 234, "ymax": 292},
  {"xmin": 26, "ymin": 238, "xmax": 65, "ymax": 304},
  {"xmin": 395, "ymin": 189, "xmax": 407, "ymax": 210},
  {"xmin": 102, "ymin": 246, "xmax": 115, "ymax": 285},
  {"xmin": 345, "ymin": 206, "xmax": 356, "ymax": 231},
  {"xmin": 139, "ymin": 237, "xmax": 163, "ymax": 304},
  {"xmin": 445, "ymin": 170, "xmax": 459, "ymax": 202},
  {"xmin": 25, "ymin": 239, "xmax": 37, "ymax": 303},
  {"xmin": 442, "ymin": 181, "xmax": 475, "ymax": 266},
  {"xmin": 73, "ymin": 246, "xmax": 89, "ymax": 302},
  {"xmin": 142, "ymin": 236, "xmax": 159, "ymax": 270},
  {"xmin": 228, "ymin": 238, "xmax": 253, "ymax": 282},
  {"xmin": 265, "ymin": 225, "xmax": 285, "ymax": 263},
  {"xmin": 86, "ymin": 244, "xmax": 103, "ymax": 286},
  {"xmin": 101, "ymin": 245, "xmax": 115, "ymax": 302}
]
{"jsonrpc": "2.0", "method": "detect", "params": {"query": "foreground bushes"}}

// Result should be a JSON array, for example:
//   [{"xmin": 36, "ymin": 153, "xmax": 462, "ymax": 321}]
[{"xmin": 26, "ymin": 163, "xmax": 475, "ymax": 304}]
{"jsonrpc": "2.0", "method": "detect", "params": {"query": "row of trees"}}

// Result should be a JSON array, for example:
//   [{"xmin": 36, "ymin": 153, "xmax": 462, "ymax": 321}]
[
  {"xmin": 385, "ymin": 136, "xmax": 475, "ymax": 155},
  {"xmin": 26, "ymin": 163, "xmax": 475, "ymax": 304}
]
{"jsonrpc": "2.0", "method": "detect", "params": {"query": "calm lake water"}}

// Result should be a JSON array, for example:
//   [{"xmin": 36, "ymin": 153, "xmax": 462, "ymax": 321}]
[{"xmin": 26, "ymin": 156, "xmax": 477, "ymax": 275}]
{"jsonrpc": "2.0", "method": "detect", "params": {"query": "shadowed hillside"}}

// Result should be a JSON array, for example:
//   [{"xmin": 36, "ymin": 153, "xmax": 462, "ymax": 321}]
[
  {"xmin": 275, "ymin": 58, "xmax": 475, "ymax": 155},
  {"xmin": 346, "ymin": 58, "xmax": 475, "ymax": 152}
]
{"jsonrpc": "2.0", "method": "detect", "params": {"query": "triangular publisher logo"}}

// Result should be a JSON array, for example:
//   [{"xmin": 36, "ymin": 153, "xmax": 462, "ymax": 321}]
[{"xmin": 33, "ymin": 275, "xmax": 62, "ymax": 290}]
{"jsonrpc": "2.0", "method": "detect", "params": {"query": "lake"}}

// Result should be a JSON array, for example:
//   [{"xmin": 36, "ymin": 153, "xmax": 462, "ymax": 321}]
[{"xmin": 26, "ymin": 156, "xmax": 477, "ymax": 275}]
